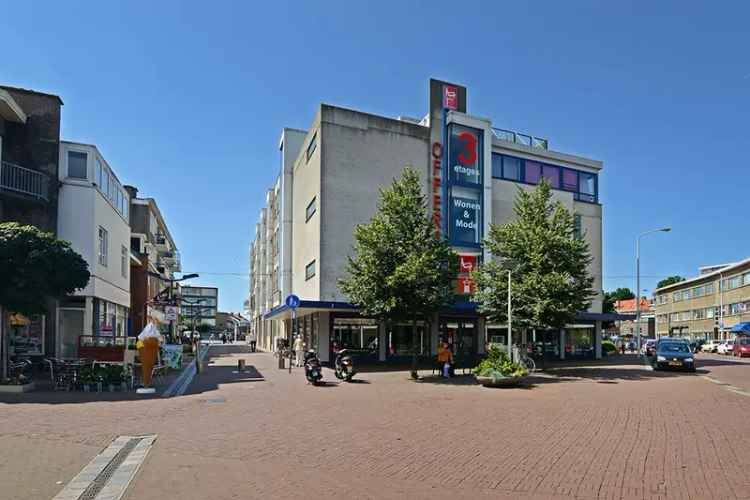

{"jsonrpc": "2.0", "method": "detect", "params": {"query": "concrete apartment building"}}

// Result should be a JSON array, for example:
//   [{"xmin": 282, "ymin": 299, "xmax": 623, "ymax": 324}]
[
  {"xmin": 180, "ymin": 286, "xmax": 218, "ymax": 329},
  {"xmin": 249, "ymin": 79, "xmax": 610, "ymax": 364},
  {"xmin": 125, "ymin": 185, "xmax": 180, "ymax": 339},
  {"xmin": 0, "ymin": 85, "xmax": 63, "ymax": 359},
  {"xmin": 56, "ymin": 141, "xmax": 131, "ymax": 357},
  {"xmin": 655, "ymin": 259, "xmax": 750, "ymax": 340}
]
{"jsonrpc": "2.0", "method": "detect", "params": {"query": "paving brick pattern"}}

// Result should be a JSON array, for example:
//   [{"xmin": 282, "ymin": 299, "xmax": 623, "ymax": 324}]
[{"xmin": 3, "ymin": 346, "xmax": 750, "ymax": 499}]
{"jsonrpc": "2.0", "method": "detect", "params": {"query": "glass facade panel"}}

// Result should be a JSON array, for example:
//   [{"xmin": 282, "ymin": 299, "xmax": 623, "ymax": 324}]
[
  {"xmin": 449, "ymin": 186, "xmax": 481, "ymax": 246},
  {"xmin": 562, "ymin": 168, "xmax": 578, "ymax": 191},
  {"xmin": 502, "ymin": 156, "xmax": 521, "ymax": 181},
  {"xmin": 578, "ymin": 172, "xmax": 596, "ymax": 202},
  {"xmin": 449, "ymin": 125, "xmax": 482, "ymax": 185},
  {"xmin": 491, "ymin": 153, "xmax": 502, "ymax": 178},
  {"xmin": 542, "ymin": 164, "xmax": 560, "ymax": 188},
  {"xmin": 388, "ymin": 323, "xmax": 429, "ymax": 356},
  {"xmin": 525, "ymin": 161, "xmax": 541, "ymax": 184}
]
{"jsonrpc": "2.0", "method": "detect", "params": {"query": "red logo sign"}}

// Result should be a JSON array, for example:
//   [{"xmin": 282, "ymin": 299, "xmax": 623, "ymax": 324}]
[
  {"xmin": 443, "ymin": 85, "xmax": 457, "ymax": 110},
  {"xmin": 457, "ymin": 276, "xmax": 475, "ymax": 295},
  {"xmin": 459, "ymin": 255, "xmax": 477, "ymax": 273}
]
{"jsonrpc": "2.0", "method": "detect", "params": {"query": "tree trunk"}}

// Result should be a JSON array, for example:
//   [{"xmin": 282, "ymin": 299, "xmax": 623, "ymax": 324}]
[{"xmin": 410, "ymin": 317, "xmax": 418, "ymax": 379}]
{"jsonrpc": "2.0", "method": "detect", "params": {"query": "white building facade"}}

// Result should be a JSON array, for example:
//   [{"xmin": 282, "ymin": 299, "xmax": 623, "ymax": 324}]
[
  {"xmin": 57, "ymin": 141, "xmax": 132, "ymax": 357},
  {"xmin": 249, "ymin": 79, "xmax": 609, "ymax": 363}
]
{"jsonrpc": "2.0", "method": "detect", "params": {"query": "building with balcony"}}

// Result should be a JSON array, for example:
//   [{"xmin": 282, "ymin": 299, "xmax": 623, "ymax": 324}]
[
  {"xmin": 56, "ymin": 141, "xmax": 132, "ymax": 357},
  {"xmin": 124, "ymin": 185, "xmax": 180, "ymax": 338},
  {"xmin": 655, "ymin": 259, "xmax": 750, "ymax": 340},
  {"xmin": 249, "ymin": 79, "xmax": 613, "ymax": 363},
  {"xmin": 180, "ymin": 286, "xmax": 218, "ymax": 329},
  {"xmin": 0, "ymin": 85, "xmax": 63, "ymax": 359}
]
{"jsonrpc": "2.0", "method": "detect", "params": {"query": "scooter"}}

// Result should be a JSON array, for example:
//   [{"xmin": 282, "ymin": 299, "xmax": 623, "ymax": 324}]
[
  {"xmin": 304, "ymin": 350, "xmax": 323, "ymax": 385},
  {"xmin": 334, "ymin": 349, "xmax": 356, "ymax": 382}
]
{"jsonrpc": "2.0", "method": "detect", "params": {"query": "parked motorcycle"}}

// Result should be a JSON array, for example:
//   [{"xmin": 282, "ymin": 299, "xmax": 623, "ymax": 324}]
[
  {"xmin": 334, "ymin": 349, "xmax": 356, "ymax": 382},
  {"xmin": 304, "ymin": 350, "xmax": 323, "ymax": 385}
]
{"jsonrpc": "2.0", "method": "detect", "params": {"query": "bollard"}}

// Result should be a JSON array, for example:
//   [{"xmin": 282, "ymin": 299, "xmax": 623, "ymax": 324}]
[
  {"xmin": 278, "ymin": 354, "xmax": 285, "ymax": 369},
  {"xmin": 238, "ymin": 359, "xmax": 245, "ymax": 373}
]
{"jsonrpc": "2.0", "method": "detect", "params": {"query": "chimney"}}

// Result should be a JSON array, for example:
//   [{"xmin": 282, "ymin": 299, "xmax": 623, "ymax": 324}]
[{"xmin": 124, "ymin": 185, "xmax": 138, "ymax": 199}]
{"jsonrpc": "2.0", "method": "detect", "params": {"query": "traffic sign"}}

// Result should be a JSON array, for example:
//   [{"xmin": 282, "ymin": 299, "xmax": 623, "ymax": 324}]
[{"xmin": 285, "ymin": 294, "xmax": 300, "ymax": 309}]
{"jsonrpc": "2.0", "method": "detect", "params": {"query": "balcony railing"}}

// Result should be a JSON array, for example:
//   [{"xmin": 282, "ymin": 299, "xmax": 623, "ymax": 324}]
[
  {"xmin": 491, "ymin": 128, "xmax": 548, "ymax": 150},
  {"xmin": 0, "ymin": 161, "xmax": 50, "ymax": 201}
]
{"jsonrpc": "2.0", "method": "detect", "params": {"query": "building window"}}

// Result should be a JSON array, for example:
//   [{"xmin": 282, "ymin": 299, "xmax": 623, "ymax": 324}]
[
  {"xmin": 306, "ymin": 197, "xmax": 316, "ymax": 222},
  {"xmin": 98, "ymin": 226, "xmax": 108, "ymax": 266},
  {"xmin": 541, "ymin": 164, "xmax": 560, "ymax": 188},
  {"xmin": 305, "ymin": 260, "xmax": 316, "ymax": 280},
  {"xmin": 491, "ymin": 153, "xmax": 503, "ymax": 178},
  {"xmin": 673, "ymin": 292, "xmax": 681, "ymax": 302},
  {"xmin": 693, "ymin": 286, "xmax": 704, "ymax": 298},
  {"xmin": 706, "ymin": 283, "xmax": 715, "ymax": 294},
  {"xmin": 682, "ymin": 290, "xmax": 691, "ymax": 301},
  {"xmin": 578, "ymin": 172, "xmax": 596, "ymax": 202},
  {"xmin": 502, "ymin": 156, "xmax": 521, "ymax": 181},
  {"xmin": 573, "ymin": 214, "xmax": 583, "ymax": 240},
  {"xmin": 562, "ymin": 168, "xmax": 578, "ymax": 191},
  {"xmin": 96, "ymin": 158, "xmax": 103, "ymax": 186},
  {"xmin": 306, "ymin": 132, "xmax": 317, "ymax": 163},
  {"xmin": 68, "ymin": 151, "xmax": 88, "ymax": 179},
  {"xmin": 524, "ymin": 161, "xmax": 541, "ymax": 184},
  {"xmin": 121, "ymin": 245, "xmax": 128, "ymax": 278}
]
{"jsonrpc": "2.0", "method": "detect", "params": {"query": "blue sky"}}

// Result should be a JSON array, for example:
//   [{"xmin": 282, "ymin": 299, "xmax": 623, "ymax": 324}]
[{"xmin": 3, "ymin": 1, "xmax": 748, "ymax": 311}]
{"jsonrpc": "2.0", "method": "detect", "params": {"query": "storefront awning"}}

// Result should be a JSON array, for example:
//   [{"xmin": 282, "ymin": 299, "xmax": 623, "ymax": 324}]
[
  {"xmin": 263, "ymin": 300, "xmax": 358, "ymax": 320},
  {"xmin": 731, "ymin": 322, "xmax": 750, "ymax": 333}
]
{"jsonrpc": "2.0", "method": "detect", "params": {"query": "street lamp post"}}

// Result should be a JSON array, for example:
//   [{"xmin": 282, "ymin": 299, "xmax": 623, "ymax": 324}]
[{"xmin": 636, "ymin": 228, "xmax": 671, "ymax": 354}]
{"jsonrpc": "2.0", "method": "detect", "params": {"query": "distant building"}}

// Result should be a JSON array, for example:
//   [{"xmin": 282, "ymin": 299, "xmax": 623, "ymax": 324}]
[
  {"xmin": 125, "ymin": 185, "xmax": 180, "ymax": 338},
  {"xmin": 180, "ymin": 286, "xmax": 218, "ymax": 328},
  {"xmin": 0, "ymin": 85, "xmax": 63, "ymax": 358},
  {"xmin": 614, "ymin": 297, "xmax": 654, "ymax": 340},
  {"xmin": 57, "ymin": 141, "xmax": 132, "ymax": 357},
  {"xmin": 655, "ymin": 259, "xmax": 750, "ymax": 340}
]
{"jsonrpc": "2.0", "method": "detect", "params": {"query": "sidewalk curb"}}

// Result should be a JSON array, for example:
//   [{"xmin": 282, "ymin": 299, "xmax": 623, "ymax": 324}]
[{"xmin": 162, "ymin": 344, "xmax": 211, "ymax": 397}]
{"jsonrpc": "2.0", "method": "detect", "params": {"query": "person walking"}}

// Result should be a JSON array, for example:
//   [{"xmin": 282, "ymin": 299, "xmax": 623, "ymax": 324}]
[
  {"xmin": 293, "ymin": 335, "xmax": 305, "ymax": 367},
  {"xmin": 437, "ymin": 341, "xmax": 453, "ymax": 377}
]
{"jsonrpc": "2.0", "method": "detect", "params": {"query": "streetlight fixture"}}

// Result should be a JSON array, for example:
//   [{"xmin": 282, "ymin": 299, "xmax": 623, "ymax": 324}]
[{"xmin": 636, "ymin": 227, "xmax": 671, "ymax": 354}]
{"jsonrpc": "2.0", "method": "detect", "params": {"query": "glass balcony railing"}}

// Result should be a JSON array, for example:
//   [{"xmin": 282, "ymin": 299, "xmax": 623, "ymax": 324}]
[
  {"xmin": 0, "ymin": 161, "xmax": 50, "ymax": 201},
  {"xmin": 491, "ymin": 128, "xmax": 548, "ymax": 150}
]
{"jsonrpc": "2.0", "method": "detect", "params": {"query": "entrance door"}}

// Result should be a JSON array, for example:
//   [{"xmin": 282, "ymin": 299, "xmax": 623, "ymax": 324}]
[
  {"xmin": 59, "ymin": 309, "xmax": 84, "ymax": 358},
  {"xmin": 440, "ymin": 318, "xmax": 477, "ymax": 357}
]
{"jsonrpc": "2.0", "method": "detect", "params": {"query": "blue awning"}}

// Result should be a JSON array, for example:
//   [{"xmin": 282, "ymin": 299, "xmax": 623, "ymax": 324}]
[{"xmin": 731, "ymin": 322, "xmax": 750, "ymax": 333}]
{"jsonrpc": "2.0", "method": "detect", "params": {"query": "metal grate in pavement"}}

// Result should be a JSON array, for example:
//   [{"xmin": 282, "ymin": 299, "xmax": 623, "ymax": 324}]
[
  {"xmin": 53, "ymin": 435, "xmax": 157, "ymax": 500},
  {"xmin": 78, "ymin": 438, "xmax": 143, "ymax": 500}
]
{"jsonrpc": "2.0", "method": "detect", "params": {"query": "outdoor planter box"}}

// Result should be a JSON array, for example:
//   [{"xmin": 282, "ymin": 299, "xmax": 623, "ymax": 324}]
[
  {"xmin": 0, "ymin": 382, "xmax": 35, "ymax": 393},
  {"xmin": 475, "ymin": 375, "xmax": 526, "ymax": 388}
]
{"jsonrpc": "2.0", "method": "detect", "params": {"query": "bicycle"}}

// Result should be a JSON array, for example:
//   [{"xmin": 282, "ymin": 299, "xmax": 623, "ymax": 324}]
[{"xmin": 516, "ymin": 350, "xmax": 536, "ymax": 372}]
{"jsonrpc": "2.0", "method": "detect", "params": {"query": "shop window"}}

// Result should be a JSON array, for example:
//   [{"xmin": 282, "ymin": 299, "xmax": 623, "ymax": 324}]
[
  {"xmin": 388, "ymin": 323, "xmax": 430, "ymax": 356},
  {"xmin": 68, "ymin": 151, "xmax": 88, "ymax": 179}
]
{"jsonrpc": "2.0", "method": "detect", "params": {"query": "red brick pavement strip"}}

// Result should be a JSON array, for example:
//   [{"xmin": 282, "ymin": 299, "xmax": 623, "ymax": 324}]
[{"xmin": 3, "ymin": 346, "xmax": 750, "ymax": 499}]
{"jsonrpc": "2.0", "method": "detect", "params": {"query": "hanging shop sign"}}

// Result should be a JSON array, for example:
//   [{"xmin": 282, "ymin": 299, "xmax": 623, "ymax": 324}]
[
  {"xmin": 443, "ymin": 85, "xmax": 458, "ymax": 110},
  {"xmin": 449, "ymin": 125, "xmax": 481, "ymax": 185},
  {"xmin": 457, "ymin": 276, "xmax": 476, "ymax": 295},
  {"xmin": 458, "ymin": 254, "xmax": 478, "ymax": 273},
  {"xmin": 450, "ymin": 195, "xmax": 481, "ymax": 245}
]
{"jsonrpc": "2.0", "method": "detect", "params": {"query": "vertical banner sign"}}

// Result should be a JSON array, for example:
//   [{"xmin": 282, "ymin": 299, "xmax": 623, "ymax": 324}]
[
  {"xmin": 447, "ymin": 123, "xmax": 483, "ymax": 247},
  {"xmin": 443, "ymin": 85, "xmax": 458, "ymax": 110},
  {"xmin": 431, "ymin": 142, "xmax": 442, "ymax": 232}
]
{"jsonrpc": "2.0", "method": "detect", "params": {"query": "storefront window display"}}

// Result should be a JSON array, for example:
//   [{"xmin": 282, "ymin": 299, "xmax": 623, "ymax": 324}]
[
  {"xmin": 8, "ymin": 313, "xmax": 45, "ymax": 356},
  {"xmin": 387, "ymin": 322, "xmax": 429, "ymax": 357},
  {"xmin": 565, "ymin": 328, "xmax": 594, "ymax": 358},
  {"xmin": 440, "ymin": 319, "xmax": 476, "ymax": 357},
  {"xmin": 332, "ymin": 316, "xmax": 378, "ymax": 360}
]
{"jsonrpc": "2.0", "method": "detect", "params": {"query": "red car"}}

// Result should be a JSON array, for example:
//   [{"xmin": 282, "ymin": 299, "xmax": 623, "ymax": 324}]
[{"xmin": 733, "ymin": 337, "xmax": 750, "ymax": 357}]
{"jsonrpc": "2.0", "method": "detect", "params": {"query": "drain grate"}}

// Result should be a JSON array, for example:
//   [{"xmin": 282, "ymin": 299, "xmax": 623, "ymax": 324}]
[{"xmin": 78, "ymin": 437, "xmax": 144, "ymax": 500}]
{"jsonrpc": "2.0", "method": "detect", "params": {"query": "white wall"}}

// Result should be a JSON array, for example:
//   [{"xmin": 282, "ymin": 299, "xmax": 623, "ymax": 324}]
[{"xmin": 58, "ymin": 142, "xmax": 131, "ymax": 310}]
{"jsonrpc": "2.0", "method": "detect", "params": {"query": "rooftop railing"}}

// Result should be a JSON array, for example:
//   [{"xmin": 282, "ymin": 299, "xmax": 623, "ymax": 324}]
[
  {"xmin": 491, "ymin": 128, "xmax": 548, "ymax": 150},
  {"xmin": 0, "ymin": 161, "xmax": 50, "ymax": 201}
]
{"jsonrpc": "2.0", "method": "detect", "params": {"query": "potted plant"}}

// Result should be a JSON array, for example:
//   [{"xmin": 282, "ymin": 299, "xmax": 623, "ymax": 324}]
[
  {"xmin": 79, "ymin": 366, "xmax": 96, "ymax": 392},
  {"xmin": 473, "ymin": 346, "xmax": 528, "ymax": 387}
]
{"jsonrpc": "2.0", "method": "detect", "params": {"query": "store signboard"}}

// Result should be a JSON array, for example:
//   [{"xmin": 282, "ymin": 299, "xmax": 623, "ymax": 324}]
[
  {"xmin": 443, "ymin": 85, "xmax": 458, "ymax": 110},
  {"xmin": 165, "ymin": 306, "xmax": 178, "ymax": 321},
  {"xmin": 458, "ymin": 254, "xmax": 478, "ymax": 273},
  {"xmin": 449, "ymin": 125, "xmax": 482, "ymax": 186},
  {"xmin": 457, "ymin": 276, "xmax": 476, "ymax": 295},
  {"xmin": 450, "ymin": 195, "xmax": 481, "ymax": 246}
]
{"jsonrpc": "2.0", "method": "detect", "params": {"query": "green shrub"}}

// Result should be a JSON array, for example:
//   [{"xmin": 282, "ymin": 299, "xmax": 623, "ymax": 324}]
[
  {"xmin": 602, "ymin": 340, "xmax": 616, "ymax": 354},
  {"xmin": 473, "ymin": 346, "xmax": 528, "ymax": 381}
]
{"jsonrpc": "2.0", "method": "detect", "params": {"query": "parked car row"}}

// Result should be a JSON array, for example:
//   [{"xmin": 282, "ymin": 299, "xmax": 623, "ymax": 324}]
[{"xmin": 701, "ymin": 337, "xmax": 750, "ymax": 357}]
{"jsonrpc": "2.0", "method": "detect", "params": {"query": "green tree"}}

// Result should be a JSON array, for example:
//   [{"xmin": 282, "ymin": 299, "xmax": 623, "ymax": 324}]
[
  {"xmin": 339, "ymin": 167, "xmax": 459, "ymax": 379},
  {"xmin": 0, "ymin": 223, "xmax": 90, "ymax": 378},
  {"xmin": 473, "ymin": 180, "xmax": 594, "ymax": 338},
  {"xmin": 603, "ymin": 287, "xmax": 635, "ymax": 314},
  {"xmin": 656, "ymin": 275, "xmax": 685, "ymax": 289}
]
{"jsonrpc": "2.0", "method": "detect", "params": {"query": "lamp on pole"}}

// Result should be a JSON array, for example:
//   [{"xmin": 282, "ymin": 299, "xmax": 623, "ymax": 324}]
[{"xmin": 636, "ymin": 228, "xmax": 671, "ymax": 354}]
